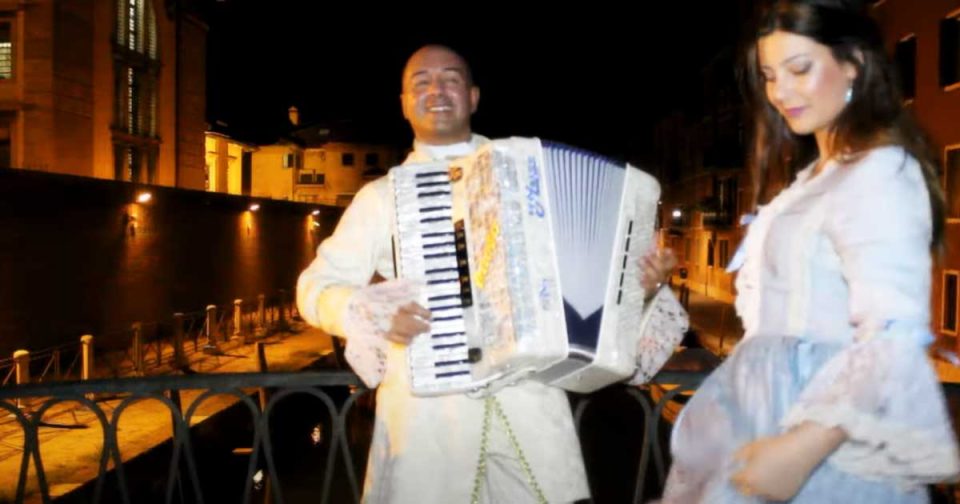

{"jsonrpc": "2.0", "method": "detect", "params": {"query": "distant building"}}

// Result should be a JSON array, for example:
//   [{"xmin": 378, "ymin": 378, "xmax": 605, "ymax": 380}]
[
  {"xmin": 0, "ymin": 0, "xmax": 209, "ymax": 188},
  {"xmin": 246, "ymin": 107, "xmax": 404, "ymax": 207},
  {"xmin": 873, "ymin": 0, "xmax": 960, "ymax": 341}
]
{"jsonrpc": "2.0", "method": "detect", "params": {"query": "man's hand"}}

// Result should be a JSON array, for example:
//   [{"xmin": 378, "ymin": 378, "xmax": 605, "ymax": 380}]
[
  {"xmin": 384, "ymin": 302, "xmax": 432, "ymax": 345},
  {"xmin": 640, "ymin": 248, "xmax": 677, "ymax": 300}
]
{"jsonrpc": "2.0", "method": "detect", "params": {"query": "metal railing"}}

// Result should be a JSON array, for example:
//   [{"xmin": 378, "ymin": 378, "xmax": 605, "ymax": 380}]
[
  {"xmin": 0, "ymin": 371, "xmax": 366, "ymax": 504},
  {"xmin": 0, "ymin": 366, "xmax": 957, "ymax": 503},
  {"xmin": 0, "ymin": 290, "xmax": 298, "ymax": 387}
]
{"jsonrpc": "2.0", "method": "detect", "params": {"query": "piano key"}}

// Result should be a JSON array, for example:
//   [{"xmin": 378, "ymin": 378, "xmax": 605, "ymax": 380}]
[
  {"xmin": 429, "ymin": 331, "xmax": 466, "ymax": 339},
  {"xmin": 415, "ymin": 181, "xmax": 451, "ymax": 188},
  {"xmin": 417, "ymin": 190, "xmax": 452, "ymax": 198},
  {"xmin": 419, "ymin": 205, "xmax": 452, "ymax": 213},
  {"xmin": 432, "ymin": 342, "xmax": 467, "ymax": 350},
  {"xmin": 425, "ymin": 267, "xmax": 459, "ymax": 275},
  {"xmin": 427, "ymin": 304, "xmax": 462, "ymax": 313},
  {"xmin": 429, "ymin": 322, "xmax": 466, "ymax": 334},
  {"xmin": 409, "ymin": 350, "xmax": 468, "ymax": 365},
  {"xmin": 412, "ymin": 170, "xmax": 448, "ymax": 179},
  {"xmin": 435, "ymin": 366, "xmax": 472, "ymax": 379},
  {"xmin": 428, "ymin": 293, "xmax": 462, "ymax": 303}
]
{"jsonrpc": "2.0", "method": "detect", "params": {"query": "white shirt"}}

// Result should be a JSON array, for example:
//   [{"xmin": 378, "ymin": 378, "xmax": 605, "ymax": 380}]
[{"xmin": 297, "ymin": 134, "xmax": 590, "ymax": 503}]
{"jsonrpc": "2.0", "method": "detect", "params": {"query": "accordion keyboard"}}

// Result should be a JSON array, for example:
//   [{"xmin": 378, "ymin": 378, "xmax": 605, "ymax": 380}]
[{"xmin": 392, "ymin": 166, "xmax": 475, "ymax": 394}]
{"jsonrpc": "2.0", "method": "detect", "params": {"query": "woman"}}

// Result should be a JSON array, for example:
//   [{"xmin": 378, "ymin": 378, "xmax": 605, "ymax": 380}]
[{"xmin": 660, "ymin": 1, "xmax": 960, "ymax": 502}]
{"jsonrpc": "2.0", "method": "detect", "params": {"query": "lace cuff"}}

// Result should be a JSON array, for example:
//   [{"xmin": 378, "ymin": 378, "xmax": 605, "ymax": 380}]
[
  {"xmin": 781, "ymin": 332, "xmax": 960, "ymax": 488},
  {"xmin": 628, "ymin": 287, "xmax": 688, "ymax": 385},
  {"xmin": 340, "ymin": 279, "xmax": 422, "ymax": 388}
]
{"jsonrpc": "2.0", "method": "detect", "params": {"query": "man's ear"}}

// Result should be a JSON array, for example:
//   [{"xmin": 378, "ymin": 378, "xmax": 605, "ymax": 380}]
[
  {"xmin": 469, "ymin": 86, "xmax": 480, "ymax": 114},
  {"xmin": 400, "ymin": 93, "xmax": 411, "ymax": 120}
]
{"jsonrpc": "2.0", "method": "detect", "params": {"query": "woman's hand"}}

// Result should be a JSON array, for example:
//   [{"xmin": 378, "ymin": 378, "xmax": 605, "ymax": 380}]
[{"xmin": 731, "ymin": 422, "xmax": 846, "ymax": 501}]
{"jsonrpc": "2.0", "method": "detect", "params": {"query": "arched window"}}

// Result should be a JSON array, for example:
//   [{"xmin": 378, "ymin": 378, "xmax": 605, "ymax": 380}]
[{"xmin": 113, "ymin": 0, "xmax": 159, "ymax": 183}]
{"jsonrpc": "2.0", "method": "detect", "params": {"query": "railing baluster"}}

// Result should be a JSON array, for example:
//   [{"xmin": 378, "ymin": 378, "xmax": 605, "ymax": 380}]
[{"xmin": 0, "ymin": 356, "xmax": 955, "ymax": 503}]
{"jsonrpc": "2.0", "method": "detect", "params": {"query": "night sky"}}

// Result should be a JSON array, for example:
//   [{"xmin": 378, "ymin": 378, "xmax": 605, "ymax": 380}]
[{"xmin": 205, "ymin": 2, "xmax": 747, "ymax": 163}]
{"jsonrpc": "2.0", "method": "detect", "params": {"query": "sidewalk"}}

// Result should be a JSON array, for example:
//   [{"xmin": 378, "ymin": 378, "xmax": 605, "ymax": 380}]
[
  {"xmin": 0, "ymin": 324, "xmax": 337, "ymax": 502},
  {"xmin": 679, "ymin": 287, "xmax": 744, "ymax": 356}
]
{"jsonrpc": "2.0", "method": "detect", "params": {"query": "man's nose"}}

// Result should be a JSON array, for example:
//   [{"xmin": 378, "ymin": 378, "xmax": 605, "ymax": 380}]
[{"xmin": 427, "ymin": 77, "xmax": 447, "ymax": 94}]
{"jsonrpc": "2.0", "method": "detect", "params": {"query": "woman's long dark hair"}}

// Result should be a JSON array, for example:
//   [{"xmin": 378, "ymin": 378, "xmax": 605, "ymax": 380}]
[{"xmin": 742, "ymin": 0, "xmax": 946, "ymax": 248}]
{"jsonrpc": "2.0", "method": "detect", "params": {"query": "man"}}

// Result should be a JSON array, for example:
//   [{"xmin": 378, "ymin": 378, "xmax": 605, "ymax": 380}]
[{"xmin": 297, "ymin": 44, "xmax": 684, "ymax": 503}]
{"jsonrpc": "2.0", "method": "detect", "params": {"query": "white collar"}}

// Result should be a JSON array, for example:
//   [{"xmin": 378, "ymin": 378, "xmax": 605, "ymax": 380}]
[{"xmin": 404, "ymin": 134, "xmax": 488, "ymax": 163}]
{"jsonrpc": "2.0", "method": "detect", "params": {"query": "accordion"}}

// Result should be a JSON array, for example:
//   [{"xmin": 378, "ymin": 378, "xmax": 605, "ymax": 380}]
[{"xmin": 390, "ymin": 137, "xmax": 660, "ymax": 396}]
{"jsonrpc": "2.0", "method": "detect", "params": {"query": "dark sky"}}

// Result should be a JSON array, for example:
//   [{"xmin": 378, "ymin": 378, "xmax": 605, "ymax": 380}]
[{"xmin": 206, "ymin": 2, "xmax": 747, "ymax": 162}]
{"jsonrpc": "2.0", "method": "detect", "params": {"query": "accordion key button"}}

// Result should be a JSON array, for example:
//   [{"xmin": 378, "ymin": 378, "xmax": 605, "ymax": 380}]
[{"xmin": 468, "ymin": 347, "xmax": 482, "ymax": 363}]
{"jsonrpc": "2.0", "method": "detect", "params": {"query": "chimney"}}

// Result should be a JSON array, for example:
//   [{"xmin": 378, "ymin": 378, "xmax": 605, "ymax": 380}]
[{"xmin": 288, "ymin": 106, "xmax": 299, "ymax": 127}]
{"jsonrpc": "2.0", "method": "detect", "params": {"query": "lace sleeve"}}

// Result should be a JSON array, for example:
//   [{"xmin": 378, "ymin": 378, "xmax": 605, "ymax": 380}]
[
  {"xmin": 340, "ymin": 279, "xmax": 422, "ymax": 388},
  {"xmin": 781, "ymin": 326, "xmax": 959, "ymax": 488},
  {"xmin": 780, "ymin": 149, "xmax": 960, "ymax": 488},
  {"xmin": 627, "ymin": 287, "xmax": 688, "ymax": 385},
  {"xmin": 296, "ymin": 179, "xmax": 391, "ymax": 336}
]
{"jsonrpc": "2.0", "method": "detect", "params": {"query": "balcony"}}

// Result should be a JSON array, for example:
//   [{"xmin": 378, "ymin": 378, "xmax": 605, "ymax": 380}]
[
  {"xmin": 0, "ymin": 350, "xmax": 957, "ymax": 503},
  {"xmin": 297, "ymin": 172, "xmax": 325, "ymax": 186}
]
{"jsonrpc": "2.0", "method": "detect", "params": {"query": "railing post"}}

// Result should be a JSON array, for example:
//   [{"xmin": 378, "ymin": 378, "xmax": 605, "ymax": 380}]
[
  {"xmin": 172, "ymin": 313, "xmax": 187, "ymax": 368},
  {"xmin": 256, "ymin": 294, "xmax": 266, "ymax": 337},
  {"xmin": 204, "ymin": 305, "xmax": 220, "ymax": 353},
  {"xmin": 167, "ymin": 388, "xmax": 183, "ymax": 434},
  {"xmin": 277, "ymin": 289, "xmax": 290, "ymax": 333},
  {"xmin": 132, "ymin": 322, "xmax": 144, "ymax": 375},
  {"xmin": 233, "ymin": 299, "xmax": 243, "ymax": 341},
  {"xmin": 81, "ymin": 335, "xmax": 94, "ymax": 400},
  {"xmin": 155, "ymin": 326, "xmax": 163, "ymax": 367},
  {"xmin": 254, "ymin": 340, "xmax": 272, "ymax": 502},
  {"xmin": 256, "ymin": 342, "xmax": 269, "ymax": 410},
  {"xmin": 13, "ymin": 349, "xmax": 30, "ymax": 410},
  {"xmin": 53, "ymin": 349, "xmax": 61, "ymax": 381},
  {"xmin": 81, "ymin": 335, "xmax": 94, "ymax": 381}
]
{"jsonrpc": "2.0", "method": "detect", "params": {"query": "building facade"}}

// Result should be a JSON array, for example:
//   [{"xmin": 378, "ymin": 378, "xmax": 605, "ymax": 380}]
[{"xmin": 0, "ymin": 0, "xmax": 208, "ymax": 188}]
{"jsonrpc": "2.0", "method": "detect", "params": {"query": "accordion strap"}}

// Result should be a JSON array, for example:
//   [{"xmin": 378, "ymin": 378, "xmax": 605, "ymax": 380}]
[{"xmin": 470, "ymin": 395, "xmax": 547, "ymax": 504}]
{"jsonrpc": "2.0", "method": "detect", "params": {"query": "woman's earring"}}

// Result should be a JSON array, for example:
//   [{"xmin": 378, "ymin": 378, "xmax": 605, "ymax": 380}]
[{"xmin": 845, "ymin": 86, "xmax": 853, "ymax": 104}]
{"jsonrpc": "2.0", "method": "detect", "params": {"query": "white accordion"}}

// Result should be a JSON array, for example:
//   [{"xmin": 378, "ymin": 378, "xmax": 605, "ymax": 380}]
[{"xmin": 390, "ymin": 137, "xmax": 661, "ymax": 396}]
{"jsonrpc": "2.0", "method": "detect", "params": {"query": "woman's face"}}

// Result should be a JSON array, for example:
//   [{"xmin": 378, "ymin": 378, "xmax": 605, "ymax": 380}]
[{"xmin": 757, "ymin": 30, "xmax": 858, "ymax": 136}]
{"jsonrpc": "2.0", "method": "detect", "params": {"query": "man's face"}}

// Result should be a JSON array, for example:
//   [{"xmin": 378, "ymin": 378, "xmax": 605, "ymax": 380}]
[{"xmin": 401, "ymin": 47, "xmax": 479, "ymax": 145}]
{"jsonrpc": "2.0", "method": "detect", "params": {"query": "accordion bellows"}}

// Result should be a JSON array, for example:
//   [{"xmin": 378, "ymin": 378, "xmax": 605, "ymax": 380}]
[{"xmin": 391, "ymin": 137, "xmax": 660, "ymax": 396}]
